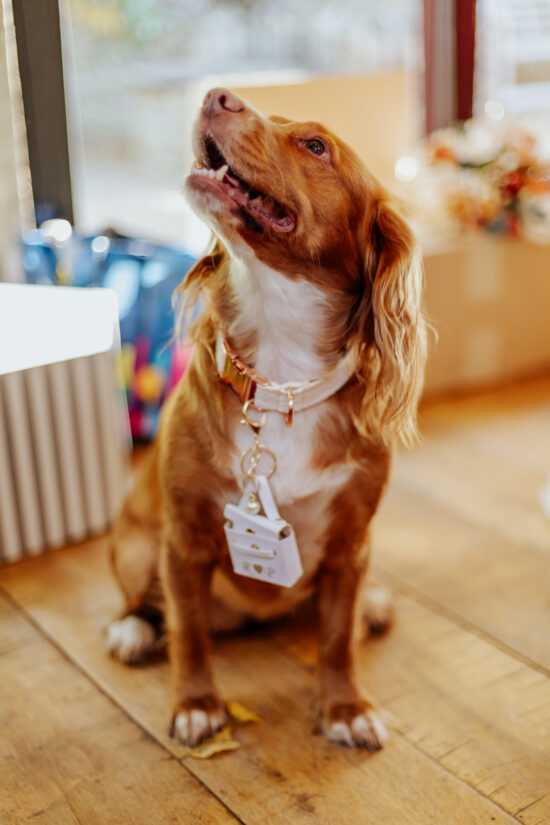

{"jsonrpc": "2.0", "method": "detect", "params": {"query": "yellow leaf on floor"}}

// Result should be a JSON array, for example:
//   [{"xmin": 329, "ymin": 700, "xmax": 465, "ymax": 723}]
[
  {"xmin": 227, "ymin": 701, "xmax": 262, "ymax": 724},
  {"xmin": 184, "ymin": 702, "xmax": 261, "ymax": 759},
  {"xmin": 186, "ymin": 726, "xmax": 240, "ymax": 759}
]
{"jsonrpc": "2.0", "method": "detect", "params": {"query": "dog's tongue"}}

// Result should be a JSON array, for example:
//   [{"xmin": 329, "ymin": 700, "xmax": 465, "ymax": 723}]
[
  {"xmin": 193, "ymin": 154, "xmax": 295, "ymax": 232},
  {"xmin": 223, "ymin": 166, "xmax": 243, "ymax": 190}
]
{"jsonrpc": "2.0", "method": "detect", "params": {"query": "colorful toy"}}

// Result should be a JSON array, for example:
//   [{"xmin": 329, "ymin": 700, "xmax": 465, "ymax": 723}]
[{"xmin": 23, "ymin": 227, "xmax": 197, "ymax": 440}]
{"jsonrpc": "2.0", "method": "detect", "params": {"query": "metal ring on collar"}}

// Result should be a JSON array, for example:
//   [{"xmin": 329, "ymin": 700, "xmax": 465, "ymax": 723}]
[
  {"xmin": 240, "ymin": 444, "xmax": 277, "ymax": 479},
  {"xmin": 241, "ymin": 399, "xmax": 267, "ymax": 433}
]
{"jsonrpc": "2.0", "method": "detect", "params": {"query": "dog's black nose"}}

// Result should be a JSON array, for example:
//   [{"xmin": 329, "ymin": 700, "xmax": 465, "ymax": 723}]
[{"xmin": 202, "ymin": 87, "xmax": 244, "ymax": 117}]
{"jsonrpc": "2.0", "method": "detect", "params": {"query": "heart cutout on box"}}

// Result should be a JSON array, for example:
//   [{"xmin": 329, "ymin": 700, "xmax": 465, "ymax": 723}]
[{"xmin": 253, "ymin": 564, "xmax": 263, "ymax": 574}]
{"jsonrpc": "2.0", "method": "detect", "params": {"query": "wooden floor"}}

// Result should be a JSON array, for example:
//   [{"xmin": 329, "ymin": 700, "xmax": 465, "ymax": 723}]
[{"xmin": 2, "ymin": 377, "xmax": 550, "ymax": 825}]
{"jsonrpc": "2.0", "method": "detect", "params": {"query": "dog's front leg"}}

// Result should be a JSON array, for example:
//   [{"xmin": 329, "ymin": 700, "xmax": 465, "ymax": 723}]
[
  {"xmin": 318, "ymin": 550, "xmax": 388, "ymax": 750},
  {"xmin": 161, "ymin": 535, "xmax": 226, "ymax": 746}
]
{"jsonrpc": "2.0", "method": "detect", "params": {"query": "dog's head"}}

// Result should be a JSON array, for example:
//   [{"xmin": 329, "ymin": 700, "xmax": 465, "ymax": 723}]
[{"xmin": 184, "ymin": 88, "xmax": 426, "ymax": 445}]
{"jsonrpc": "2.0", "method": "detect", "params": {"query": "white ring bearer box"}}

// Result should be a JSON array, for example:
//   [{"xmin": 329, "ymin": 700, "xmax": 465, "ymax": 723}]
[{"xmin": 224, "ymin": 475, "xmax": 303, "ymax": 588}]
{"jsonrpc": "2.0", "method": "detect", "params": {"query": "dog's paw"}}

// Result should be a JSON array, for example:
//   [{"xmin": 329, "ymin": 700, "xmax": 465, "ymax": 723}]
[
  {"xmin": 171, "ymin": 698, "xmax": 227, "ymax": 747},
  {"xmin": 321, "ymin": 701, "xmax": 388, "ymax": 751},
  {"xmin": 106, "ymin": 615, "xmax": 156, "ymax": 665},
  {"xmin": 362, "ymin": 583, "xmax": 394, "ymax": 635}
]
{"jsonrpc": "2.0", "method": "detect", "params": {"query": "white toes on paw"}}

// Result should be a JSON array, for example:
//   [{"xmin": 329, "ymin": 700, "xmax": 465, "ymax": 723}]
[
  {"xmin": 106, "ymin": 616, "xmax": 156, "ymax": 664},
  {"xmin": 172, "ymin": 708, "xmax": 226, "ymax": 746},
  {"xmin": 362, "ymin": 584, "xmax": 394, "ymax": 634},
  {"xmin": 351, "ymin": 711, "xmax": 389, "ymax": 749},
  {"xmin": 326, "ymin": 710, "xmax": 388, "ymax": 751},
  {"xmin": 327, "ymin": 720, "xmax": 355, "ymax": 748}
]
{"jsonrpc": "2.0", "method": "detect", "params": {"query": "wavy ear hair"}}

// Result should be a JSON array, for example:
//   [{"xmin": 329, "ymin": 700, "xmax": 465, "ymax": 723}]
[
  {"xmin": 354, "ymin": 199, "xmax": 426, "ymax": 447},
  {"xmin": 173, "ymin": 236, "xmax": 229, "ymax": 343}
]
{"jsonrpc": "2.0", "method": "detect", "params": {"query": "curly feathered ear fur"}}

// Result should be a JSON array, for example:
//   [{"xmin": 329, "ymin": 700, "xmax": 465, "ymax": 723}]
[
  {"xmin": 174, "ymin": 236, "xmax": 229, "ymax": 343},
  {"xmin": 355, "ymin": 199, "xmax": 426, "ymax": 447}
]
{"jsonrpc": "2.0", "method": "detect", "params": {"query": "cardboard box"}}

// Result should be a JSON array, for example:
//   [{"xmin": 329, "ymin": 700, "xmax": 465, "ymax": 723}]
[{"xmin": 423, "ymin": 235, "xmax": 550, "ymax": 395}]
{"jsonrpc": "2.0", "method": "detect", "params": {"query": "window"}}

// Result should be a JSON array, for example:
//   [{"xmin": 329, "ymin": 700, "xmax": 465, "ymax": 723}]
[
  {"xmin": 476, "ymin": 0, "xmax": 550, "ymax": 153},
  {"xmin": 62, "ymin": 0, "xmax": 422, "ymax": 253}
]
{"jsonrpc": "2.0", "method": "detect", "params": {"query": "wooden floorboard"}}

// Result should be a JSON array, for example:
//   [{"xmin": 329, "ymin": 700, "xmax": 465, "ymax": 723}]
[
  {"xmin": 2, "ymin": 376, "xmax": 550, "ymax": 825},
  {"xmin": 0, "ymin": 592, "xmax": 238, "ymax": 825},
  {"xmin": 373, "ymin": 486, "xmax": 550, "ymax": 670},
  {"xmin": 0, "ymin": 542, "xmax": 521, "ymax": 825},
  {"xmin": 272, "ymin": 593, "xmax": 550, "ymax": 823},
  {"xmin": 374, "ymin": 378, "xmax": 550, "ymax": 670}
]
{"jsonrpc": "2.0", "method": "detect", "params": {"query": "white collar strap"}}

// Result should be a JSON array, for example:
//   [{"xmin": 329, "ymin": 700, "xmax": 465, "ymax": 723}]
[{"xmin": 215, "ymin": 335, "xmax": 356, "ymax": 423}]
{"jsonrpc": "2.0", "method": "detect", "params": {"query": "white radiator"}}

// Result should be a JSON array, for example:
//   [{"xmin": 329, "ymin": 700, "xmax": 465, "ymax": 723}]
[{"xmin": 0, "ymin": 284, "xmax": 129, "ymax": 563}]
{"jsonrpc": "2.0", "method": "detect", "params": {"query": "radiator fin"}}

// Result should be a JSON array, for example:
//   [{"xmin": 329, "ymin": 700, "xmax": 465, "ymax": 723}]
[
  {"xmin": 0, "ymin": 384, "xmax": 23, "ymax": 562},
  {"xmin": 2, "ymin": 371, "xmax": 44, "ymax": 554},
  {"xmin": 0, "ymin": 352, "xmax": 127, "ymax": 563},
  {"xmin": 25, "ymin": 365, "xmax": 66, "ymax": 547}
]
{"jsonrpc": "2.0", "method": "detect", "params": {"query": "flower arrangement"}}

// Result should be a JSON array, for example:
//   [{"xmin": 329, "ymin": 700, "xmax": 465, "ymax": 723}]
[{"xmin": 399, "ymin": 120, "xmax": 550, "ymax": 246}]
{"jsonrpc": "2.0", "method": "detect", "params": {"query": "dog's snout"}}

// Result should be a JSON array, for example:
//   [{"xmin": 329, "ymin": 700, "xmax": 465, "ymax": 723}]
[{"xmin": 202, "ymin": 87, "xmax": 244, "ymax": 117}]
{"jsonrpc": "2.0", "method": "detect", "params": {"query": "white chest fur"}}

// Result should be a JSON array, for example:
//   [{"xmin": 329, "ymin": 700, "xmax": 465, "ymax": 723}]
[
  {"xmin": 232, "ymin": 406, "xmax": 351, "ymax": 506},
  {"xmin": 225, "ymin": 256, "xmax": 353, "ymax": 573},
  {"xmin": 228, "ymin": 254, "xmax": 332, "ymax": 384},
  {"xmin": 228, "ymin": 255, "xmax": 351, "ymax": 497}
]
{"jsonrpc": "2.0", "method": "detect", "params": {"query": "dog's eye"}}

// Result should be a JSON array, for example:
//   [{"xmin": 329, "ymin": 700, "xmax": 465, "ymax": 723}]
[{"xmin": 305, "ymin": 139, "xmax": 326, "ymax": 156}]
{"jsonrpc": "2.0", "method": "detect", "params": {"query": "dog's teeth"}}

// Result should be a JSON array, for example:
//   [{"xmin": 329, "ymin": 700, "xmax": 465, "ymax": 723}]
[
  {"xmin": 215, "ymin": 163, "xmax": 228, "ymax": 181},
  {"xmin": 208, "ymin": 168, "xmax": 216, "ymax": 179}
]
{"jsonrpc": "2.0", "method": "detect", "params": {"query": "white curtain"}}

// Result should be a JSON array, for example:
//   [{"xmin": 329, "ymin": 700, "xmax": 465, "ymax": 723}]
[{"xmin": 0, "ymin": 3, "xmax": 25, "ymax": 281}]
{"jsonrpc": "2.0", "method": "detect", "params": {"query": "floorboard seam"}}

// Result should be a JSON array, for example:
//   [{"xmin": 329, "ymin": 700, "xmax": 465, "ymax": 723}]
[
  {"xmin": 515, "ymin": 792, "xmax": 550, "ymax": 818},
  {"xmin": 375, "ymin": 568, "xmax": 550, "ymax": 678},
  {"xmin": 388, "ymin": 731, "xmax": 524, "ymax": 824},
  {"xmin": 392, "ymin": 477, "xmax": 549, "ymax": 561},
  {"xmin": 263, "ymin": 613, "xmax": 537, "ymax": 824},
  {"xmin": 254, "ymin": 636, "xmax": 528, "ymax": 825},
  {"xmin": 0, "ymin": 582, "xmax": 539, "ymax": 825},
  {"xmin": 0, "ymin": 586, "xmax": 247, "ymax": 825}
]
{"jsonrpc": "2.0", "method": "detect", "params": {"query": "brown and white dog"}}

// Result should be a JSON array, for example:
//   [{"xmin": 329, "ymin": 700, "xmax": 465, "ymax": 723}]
[{"xmin": 107, "ymin": 88, "xmax": 426, "ymax": 751}]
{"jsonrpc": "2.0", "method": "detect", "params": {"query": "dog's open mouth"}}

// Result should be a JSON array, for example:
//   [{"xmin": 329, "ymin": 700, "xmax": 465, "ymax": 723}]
[{"xmin": 189, "ymin": 135, "xmax": 295, "ymax": 233}]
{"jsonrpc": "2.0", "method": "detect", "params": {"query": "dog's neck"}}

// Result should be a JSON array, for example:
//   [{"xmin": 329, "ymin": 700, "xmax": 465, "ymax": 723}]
[{"xmin": 224, "ymin": 252, "xmax": 336, "ymax": 385}]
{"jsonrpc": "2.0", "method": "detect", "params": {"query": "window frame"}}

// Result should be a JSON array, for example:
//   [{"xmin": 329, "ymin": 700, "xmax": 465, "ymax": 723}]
[
  {"xmin": 12, "ymin": 0, "xmax": 478, "ymax": 224},
  {"xmin": 11, "ymin": 0, "xmax": 73, "ymax": 224}
]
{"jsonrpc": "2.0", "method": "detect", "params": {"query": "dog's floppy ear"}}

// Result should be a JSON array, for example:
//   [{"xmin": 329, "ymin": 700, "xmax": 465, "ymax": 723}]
[
  {"xmin": 180, "ymin": 236, "xmax": 226, "ymax": 292},
  {"xmin": 354, "ymin": 199, "xmax": 426, "ymax": 446},
  {"xmin": 174, "ymin": 236, "xmax": 228, "ymax": 341}
]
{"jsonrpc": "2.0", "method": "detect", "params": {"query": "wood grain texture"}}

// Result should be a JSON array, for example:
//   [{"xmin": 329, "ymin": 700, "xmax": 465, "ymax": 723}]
[
  {"xmin": 0, "ymin": 592, "xmax": 238, "ymax": 825},
  {"xmin": 273, "ymin": 594, "xmax": 550, "ymax": 825},
  {"xmin": 373, "ymin": 486, "xmax": 550, "ymax": 670},
  {"xmin": 0, "ymin": 539, "xmax": 525, "ymax": 825},
  {"xmin": 374, "ymin": 377, "xmax": 550, "ymax": 669},
  {"xmin": 2, "ymin": 376, "xmax": 550, "ymax": 825}
]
